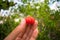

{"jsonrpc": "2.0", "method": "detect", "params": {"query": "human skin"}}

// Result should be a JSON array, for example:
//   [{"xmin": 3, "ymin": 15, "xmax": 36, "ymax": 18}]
[{"xmin": 4, "ymin": 19, "xmax": 38, "ymax": 40}]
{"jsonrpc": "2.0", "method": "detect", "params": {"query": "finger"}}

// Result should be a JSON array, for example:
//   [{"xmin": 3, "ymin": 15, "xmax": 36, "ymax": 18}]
[
  {"xmin": 29, "ymin": 28, "xmax": 38, "ymax": 40},
  {"xmin": 15, "ymin": 37, "xmax": 21, "ymax": 40},
  {"xmin": 15, "ymin": 25, "xmax": 29, "ymax": 40},
  {"xmin": 32, "ymin": 20, "xmax": 38, "ymax": 30},
  {"xmin": 26, "ymin": 21, "xmax": 38, "ymax": 40},
  {"xmin": 30, "ymin": 38, "xmax": 35, "ymax": 40},
  {"xmin": 21, "ymin": 20, "xmax": 38, "ymax": 40},
  {"xmin": 4, "ymin": 19, "xmax": 26, "ymax": 40},
  {"xmin": 15, "ymin": 27, "xmax": 27, "ymax": 40},
  {"xmin": 21, "ymin": 25, "xmax": 31, "ymax": 40}
]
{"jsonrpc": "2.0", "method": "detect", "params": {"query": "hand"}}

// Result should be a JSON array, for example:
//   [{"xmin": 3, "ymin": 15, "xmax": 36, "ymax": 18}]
[{"xmin": 4, "ymin": 19, "xmax": 38, "ymax": 40}]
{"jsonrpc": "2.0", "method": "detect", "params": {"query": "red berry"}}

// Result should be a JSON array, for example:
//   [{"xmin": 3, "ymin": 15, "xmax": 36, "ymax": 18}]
[{"xmin": 25, "ymin": 16, "xmax": 35, "ymax": 25}]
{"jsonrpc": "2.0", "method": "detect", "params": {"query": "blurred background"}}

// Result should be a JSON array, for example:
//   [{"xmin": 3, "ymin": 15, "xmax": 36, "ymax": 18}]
[{"xmin": 0, "ymin": 0, "xmax": 60, "ymax": 40}]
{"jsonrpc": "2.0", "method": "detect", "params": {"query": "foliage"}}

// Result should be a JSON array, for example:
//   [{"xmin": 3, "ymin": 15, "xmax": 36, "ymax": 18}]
[
  {"xmin": 0, "ymin": 0, "xmax": 15, "ymax": 10},
  {"xmin": 0, "ymin": 0, "xmax": 60, "ymax": 40},
  {"xmin": 0, "ymin": 13, "xmax": 21, "ymax": 40}
]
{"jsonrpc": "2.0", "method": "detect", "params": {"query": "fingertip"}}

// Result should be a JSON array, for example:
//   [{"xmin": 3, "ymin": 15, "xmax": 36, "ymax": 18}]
[
  {"xmin": 34, "ymin": 20, "xmax": 38, "ymax": 26},
  {"xmin": 20, "ymin": 19, "xmax": 26, "ymax": 25},
  {"xmin": 35, "ymin": 20, "xmax": 38, "ymax": 25},
  {"xmin": 32, "ymin": 20, "xmax": 38, "ymax": 30},
  {"xmin": 34, "ymin": 28, "xmax": 38, "ymax": 35},
  {"xmin": 34, "ymin": 28, "xmax": 38, "ymax": 37},
  {"xmin": 31, "ymin": 28, "xmax": 38, "ymax": 39}
]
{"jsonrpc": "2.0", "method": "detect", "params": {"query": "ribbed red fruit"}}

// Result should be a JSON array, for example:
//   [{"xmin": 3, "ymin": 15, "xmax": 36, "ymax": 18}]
[{"xmin": 25, "ymin": 16, "xmax": 35, "ymax": 25}]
